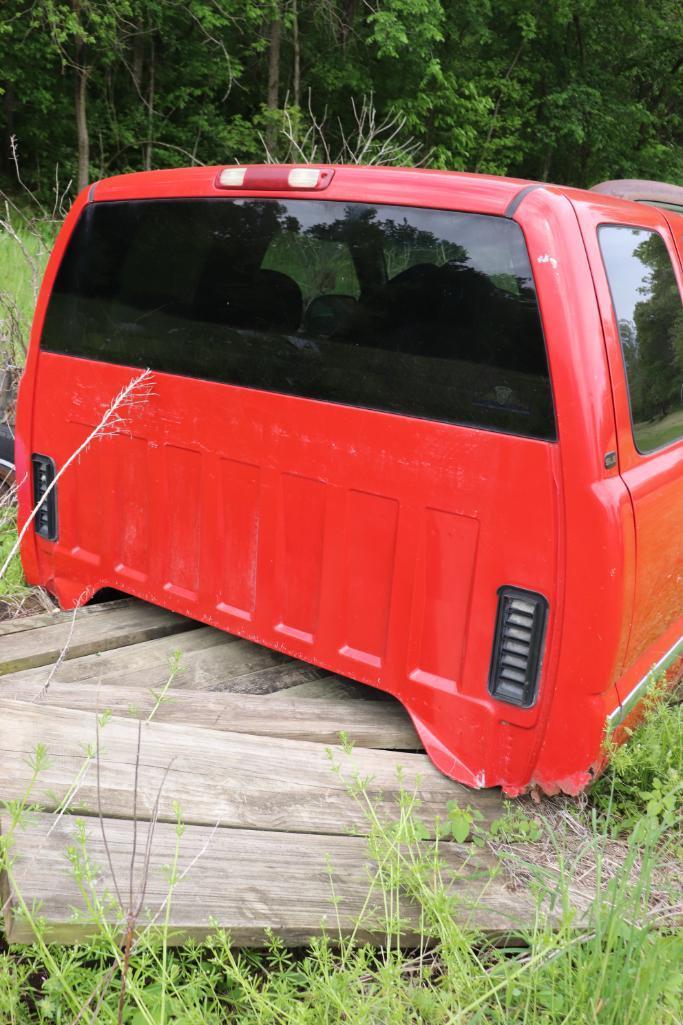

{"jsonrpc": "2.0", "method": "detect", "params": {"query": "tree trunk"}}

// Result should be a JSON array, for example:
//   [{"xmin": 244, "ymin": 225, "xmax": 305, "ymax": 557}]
[
  {"xmin": 0, "ymin": 366, "xmax": 16, "ymax": 420},
  {"xmin": 143, "ymin": 37, "xmax": 155, "ymax": 171},
  {"xmin": 74, "ymin": 47, "xmax": 90, "ymax": 192},
  {"xmin": 292, "ymin": 0, "xmax": 300, "ymax": 109},
  {"xmin": 340, "ymin": 0, "xmax": 359, "ymax": 48},
  {"xmin": 1, "ymin": 82, "xmax": 16, "ymax": 177},
  {"xmin": 131, "ymin": 32, "xmax": 144, "ymax": 93},
  {"xmin": 265, "ymin": 6, "xmax": 282, "ymax": 153}
]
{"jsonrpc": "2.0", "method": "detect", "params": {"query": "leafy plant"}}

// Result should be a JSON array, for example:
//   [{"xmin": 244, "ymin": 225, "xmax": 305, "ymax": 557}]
[
  {"xmin": 0, "ymin": 503, "xmax": 28, "ymax": 601},
  {"xmin": 488, "ymin": 802, "xmax": 542, "ymax": 844},
  {"xmin": 591, "ymin": 672, "xmax": 683, "ymax": 841}
]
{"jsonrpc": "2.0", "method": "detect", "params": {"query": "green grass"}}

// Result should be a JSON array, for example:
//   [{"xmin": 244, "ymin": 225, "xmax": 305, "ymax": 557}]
[
  {"xmin": 0, "ymin": 214, "xmax": 51, "ymax": 609},
  {"xmin": 0, "ymin": 230, "xmax": 42, "ymax": 329},
  {"xmin": 0, "ymin": 213, "xmax": 54, "ymax": 372},
  {"xmin": 0, "ymin": 501, "xmax": 29, "ymax": 602},
  {"xmin": 634, "ymin": 408, "xmax": 683, "ymax": 452},
  {"xmin": 591, "ymin": 677, "xmax": 683, "ymax": 844}
]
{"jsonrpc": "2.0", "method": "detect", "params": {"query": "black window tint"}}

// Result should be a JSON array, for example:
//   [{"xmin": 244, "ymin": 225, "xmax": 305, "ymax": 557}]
[
  {"xmin": 599, "ymin": 225, "xmax": 683, "ymax": 453},
  {"xmin": 42, "ymin": 199, "xmax": 556, "ymax": 439}
]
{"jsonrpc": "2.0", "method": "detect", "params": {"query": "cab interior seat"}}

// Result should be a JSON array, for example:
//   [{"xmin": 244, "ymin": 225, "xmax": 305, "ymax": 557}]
[
  {"xmin": 302, "ymin": 294, "xmax": 358, "ymax": 339},
  {"xmin": 332, "ymin": 260, "xmax": 548, "ymax": 378},
  {"xmin": 192, "ymin": 266, "xmax": 303, "ymax": 334},
  {"xmin": 435, "ymin": 264, "xmax": 545, "ymax": 372},
  {"xmin": 329, "ymin": 263, "xmax": 443, "ymax": 352},
  {"xmin": 334, "ymin": 262, "xmax": 470, "ymax": 358}
]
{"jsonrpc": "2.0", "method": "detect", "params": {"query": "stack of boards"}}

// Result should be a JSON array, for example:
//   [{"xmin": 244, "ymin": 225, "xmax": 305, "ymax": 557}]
[{"xmin": 0, "ymin": 598, "xmax": 591, "ymax": 945}]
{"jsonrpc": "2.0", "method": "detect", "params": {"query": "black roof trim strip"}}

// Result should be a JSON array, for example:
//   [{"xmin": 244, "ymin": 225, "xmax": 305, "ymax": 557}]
[{"xmin": 505, "ymin": 183, "xmax": 544, "ymax": 219}]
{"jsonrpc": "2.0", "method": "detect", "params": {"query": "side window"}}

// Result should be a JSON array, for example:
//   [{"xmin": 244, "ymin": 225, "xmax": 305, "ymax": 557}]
[{"xmin": 599, "ymin": 225, "xmax": 683, "ymax": 453}]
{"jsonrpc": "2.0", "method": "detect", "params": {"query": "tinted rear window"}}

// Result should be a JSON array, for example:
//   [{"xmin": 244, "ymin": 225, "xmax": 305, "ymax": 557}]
[{"xmin": 42, "ymin": 199, "xmax": 556, "ymax": 439}]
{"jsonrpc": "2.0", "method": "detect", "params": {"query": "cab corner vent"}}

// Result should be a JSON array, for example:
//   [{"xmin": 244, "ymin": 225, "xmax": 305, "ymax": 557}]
[
  {"xmin": 32, "ymin": 454, "xmax": 58, "ymax": 541},
  {"xmin": 488, "ymin": 587, "xmax": 548, "ymax": 708}
]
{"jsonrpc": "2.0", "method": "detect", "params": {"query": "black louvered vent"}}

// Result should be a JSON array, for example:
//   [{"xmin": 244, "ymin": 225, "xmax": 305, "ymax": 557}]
[
  {"xmin": 32, "ymin": 454, "xmax": 58, "ymax": 541},
  {"xmin": 488, "ymin": 587, "xmax": 548, "ymax": 708}
]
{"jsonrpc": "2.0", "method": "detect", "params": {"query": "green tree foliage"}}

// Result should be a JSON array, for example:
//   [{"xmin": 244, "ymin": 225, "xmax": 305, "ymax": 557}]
[
  {"xmin": 1, "ymin": 0, "xmax": 683, "ymax": 196},
  {"xmin": 632, "ymin": 233, "xmax": 683, "ymax": 420}
]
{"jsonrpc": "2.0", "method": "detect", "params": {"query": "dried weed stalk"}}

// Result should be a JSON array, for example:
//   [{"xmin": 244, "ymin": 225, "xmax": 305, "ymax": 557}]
[
  {"xmin": 263, "ymin": 92, "xmax": 426, "ymax": 167},
  {"xmin": 0, "ymin": 368, "xmax": 154, "ymax": 586}
]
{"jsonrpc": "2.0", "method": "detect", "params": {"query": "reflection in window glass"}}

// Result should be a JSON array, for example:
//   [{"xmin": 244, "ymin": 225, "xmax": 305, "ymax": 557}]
[
  {"xmin": 599, "ymin": 225, "xmax": 683, "ymax": 452},
  {"xmin": 263, "ymin": 232, "xmax": 359, "ymax": 304},
  {"xmin": 42, "ymin": 198, "xmax": 556, "ymax": 439}
]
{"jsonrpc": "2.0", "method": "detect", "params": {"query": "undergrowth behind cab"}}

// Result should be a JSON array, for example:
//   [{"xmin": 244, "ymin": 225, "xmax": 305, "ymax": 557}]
[
  {"xmin": 0, "ymin": 495, "xmax": 28, "ymax": 603},
  {"xmin": 1, "ymin": 205, "xmax": 57, "ymax": 426},
  {"xmin": 0, "ymin": 486, "xmax": 52, "ymax": 620}
]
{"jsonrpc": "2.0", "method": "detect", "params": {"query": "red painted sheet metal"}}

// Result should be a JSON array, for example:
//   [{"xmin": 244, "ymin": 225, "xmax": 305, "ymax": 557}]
[
  {"xmin": 26, "ymin": 350, "xmax": 560, "ymax": 790},
  {"xmin": 16, "ymin": 164, "xmax": 681, "ymax": 795},
  {"xmin": 571, "ymin": 194, "xmax": 683, "ymax": 687},
  {"xmin": 91, "ymin": 164, "xmax": 532, "ymax": 217}
]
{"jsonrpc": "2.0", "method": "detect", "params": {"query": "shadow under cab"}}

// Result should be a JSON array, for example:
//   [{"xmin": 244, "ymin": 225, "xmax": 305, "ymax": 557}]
[{"xmin": 16, "ymin": 164, "xmax": 683, "ymax": 795}]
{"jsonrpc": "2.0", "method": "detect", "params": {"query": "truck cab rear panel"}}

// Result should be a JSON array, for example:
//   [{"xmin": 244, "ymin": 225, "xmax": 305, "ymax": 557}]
[{"xmin": 15, "ymin": 166, "xmax": 682, "ymax": 795}]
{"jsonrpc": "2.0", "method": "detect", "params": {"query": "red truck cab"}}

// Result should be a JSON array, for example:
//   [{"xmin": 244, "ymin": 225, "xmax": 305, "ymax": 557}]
[{"xmin": 15, "ymin": 165, "xmax": 683, "ymax": 795}]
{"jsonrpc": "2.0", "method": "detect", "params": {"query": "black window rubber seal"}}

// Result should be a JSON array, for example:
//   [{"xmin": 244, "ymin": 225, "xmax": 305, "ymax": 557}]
[{"xmin": 505, "ymin": 184, "xmax": 544, "ymax": 219}]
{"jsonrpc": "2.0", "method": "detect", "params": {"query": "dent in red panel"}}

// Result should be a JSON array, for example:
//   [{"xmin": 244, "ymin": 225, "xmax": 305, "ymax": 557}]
[
  {"xmin": 340, "ymin": 490, "xmax": 398, "ymax": 668},
  {"xmin": 163, "ymin": 445, "xmax": 201, "ymax": 599},
  {"xmin": 114, "ymin": 435, "xmax": 150, "ymax": 582},
  {"xmin": 275, "ymin": 473, "xmax": 326, "ymax": 642},
  {"xmin": 217, "ymin": 459, "xmax": 260, "ymax": 621},
  {"xmin": 408, "ymin": 508, "xmax": 479, "ymax": 691}
]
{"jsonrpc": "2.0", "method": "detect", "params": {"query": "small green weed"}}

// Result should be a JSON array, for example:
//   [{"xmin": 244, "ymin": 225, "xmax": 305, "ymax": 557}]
[
  {"xmin": 488, "ymin": 802, "xmax": 542, "ymax": 844},
  {"xmin": 0, "ymin": 503, "xmax": 29, "ymax": 601},
  {"xmin": 591, "ymin": 673, "xmax": 683, "ymax": 841}
]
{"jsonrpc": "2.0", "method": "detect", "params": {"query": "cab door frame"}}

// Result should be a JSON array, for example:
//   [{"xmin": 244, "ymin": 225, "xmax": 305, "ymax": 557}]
[{"xmin": 572, "ymin": 195, "xmax": 683, "ymax": 706}]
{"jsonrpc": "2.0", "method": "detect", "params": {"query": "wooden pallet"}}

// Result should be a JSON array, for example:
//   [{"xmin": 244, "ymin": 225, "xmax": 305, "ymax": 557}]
[{"xmin": 0, "ymin": 598, "xmax": 592, "ymax": 945}]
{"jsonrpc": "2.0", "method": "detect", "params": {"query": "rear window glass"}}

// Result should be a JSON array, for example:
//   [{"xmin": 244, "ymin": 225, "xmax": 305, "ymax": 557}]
[
  {"xmin": 42, "ymin": 199, "xmax": 556, "ymax": 439},
  {"xmin": 599, "ymin": 225, "xmax": 683, "ymax": 453}
]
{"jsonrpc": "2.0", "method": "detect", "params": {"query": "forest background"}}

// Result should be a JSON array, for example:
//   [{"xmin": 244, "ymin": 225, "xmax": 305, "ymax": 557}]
[{"xmin": 1, "ymin": 0, "xmax": 683, "ymax": 199}]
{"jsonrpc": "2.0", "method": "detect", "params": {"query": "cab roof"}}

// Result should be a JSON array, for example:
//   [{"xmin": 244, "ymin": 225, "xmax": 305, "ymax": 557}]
[{"xmin": 89, "ymin": 163, "xmax": 680, "ymax": 223}]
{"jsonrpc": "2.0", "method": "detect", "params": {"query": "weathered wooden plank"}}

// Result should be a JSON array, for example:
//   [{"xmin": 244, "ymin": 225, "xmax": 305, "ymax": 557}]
[
  {"xmin": 0, "ymin": 598, "xmax": 355, "ymax": 698},
  {"xmin": 0, "ymin": 601, "xmax": 198, "ymax": 676},
  {"xmin": 2, "ymin": 813, "xmax": 579, "ymax": 945},
  {"xmin": 0, "ymin": 699, "xmax": 501, "ymax": 834},
  {"xmin": 0, "ymin": 680, "xmax": 421, "ymax": 749},
  {"xmin": 269, "ymin": 677, "xmax": 383, "ymax": 701},
  {"xmin": 0, "ymin": 597, "xmax": 134, "ymax": 637},
  {"xmin": 0, "ymin": 626, "xmax": 238, "ymax": 688},
  {"xmin": 213, "ymin": 659, "xmax": 332, "ymax": 695},
  {"xmin": 0, "ymin": 625, "xmax": 330, "ymax": 695}
]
